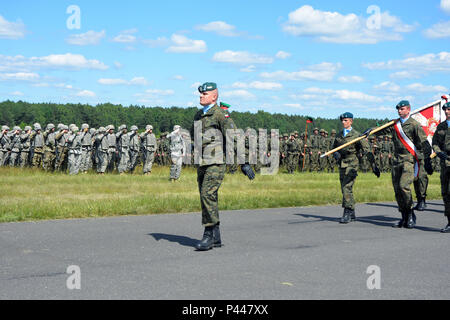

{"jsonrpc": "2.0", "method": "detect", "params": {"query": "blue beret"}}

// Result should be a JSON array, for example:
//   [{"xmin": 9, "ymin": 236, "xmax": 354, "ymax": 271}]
[
  {"xmin": 396, "ymin": 100, "xmax": 410, "ymax": 109},
  {"xmin": 198, "ymin": 82, "xmax": 217, "ymax": 93},
  {"xmin": 340, "ymin": 112, "xmax": 354, "ymax": 120}
]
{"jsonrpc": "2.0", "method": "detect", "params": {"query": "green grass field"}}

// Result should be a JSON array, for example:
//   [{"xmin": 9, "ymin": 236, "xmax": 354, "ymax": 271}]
[{"xmin": 0, "ymin": 166, "xmax": 443, "ymax": 223}]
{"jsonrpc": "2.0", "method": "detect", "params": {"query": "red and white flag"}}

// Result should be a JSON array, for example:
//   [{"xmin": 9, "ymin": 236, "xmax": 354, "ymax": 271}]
[{"xmin": 411, "ymin": 95, "xmax": 449, "ymax": 144}]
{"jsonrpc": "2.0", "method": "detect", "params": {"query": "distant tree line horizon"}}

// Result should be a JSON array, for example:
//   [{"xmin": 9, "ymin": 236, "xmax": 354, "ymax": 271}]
[{"xmin": 0, "ymin": 100, "xmax": 388, "ymax": 136}]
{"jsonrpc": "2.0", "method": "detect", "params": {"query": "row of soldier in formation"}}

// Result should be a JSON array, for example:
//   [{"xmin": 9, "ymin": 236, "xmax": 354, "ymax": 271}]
[
  {"xmin": 0, "ymin": 122, "xmax": 442, "ymax": 176},
  {"xmin": 0, "ymin": 123, "xmax": 179, "ymax": 175}
]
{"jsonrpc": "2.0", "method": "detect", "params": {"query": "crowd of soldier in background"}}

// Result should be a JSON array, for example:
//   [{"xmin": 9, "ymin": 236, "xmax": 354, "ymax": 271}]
[{"xmin": 1, "ymin": 124, "xmax": 440, "ymax": 175}]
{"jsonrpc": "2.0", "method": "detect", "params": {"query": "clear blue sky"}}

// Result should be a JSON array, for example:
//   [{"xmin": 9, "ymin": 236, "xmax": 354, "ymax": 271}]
[{"xmin": 1, "ymin": 0, "xmax": 449, "ymax": 119}]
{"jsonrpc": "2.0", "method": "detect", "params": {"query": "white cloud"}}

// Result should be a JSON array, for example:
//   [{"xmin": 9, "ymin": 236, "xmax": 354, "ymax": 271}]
[
  {"xmin": 374, "ymin": 81, "xmax": 401, "ymax": 93},
  {"xmin": 240, "ymin": 65, "xmax": 257, "ymax": 73},
  {"xmin": 166, "ymin": 34, "xmax": 207, "ymax": 53},
  {"xmin": 338, "ymin": 75, "xmax": 364, "ymax": 83},
  {"xmin": 221, "ymin": 90, "xmax": 256, "ymax": 100},
  {"xmin": 66, "ymin": 30, "xmax": 105, "ymax": 45},
  {"xmin": 260, "ymin": 62, "xmax": 341, "ymax": 82},
  {"xmin": 76, "ymin": 90, "xmax": 96, "ymax": 97},
  {"xmin": 113, "ymin": 29, "xmax": 138, "ymax": 43},
  {"xmin": 196, "ymin": 21, "xmax": 239, "ymax": 37},
  {"xmin": 389, "ymin": 71, "xmax": 420, "ymax": 79},
  {"xmin": 282, "ymin": 5, "xmax": 415, "ymax": 44},
  {"xmin": 232, "ymin": 81, "xmax": 282, "ymax": 90},
  {"xmin": 142, "ymin": 37, "xmax": 170, "ymax": 48},
  {"xmin": 173, "ymin": 75, "xmax": 185, "ymax": 80},
  {"xmin": 0, "ymin": 53, "xmax": 108, "ymax": 72},
  {"xmin": 98, "ymin": 77, "xmax": 149, "ymax": 86},
  {"xmin": 0, "ymin": 15, "xmax": 26, "ymax": 39},
  {"xmin": 424, "ymin": 21, "xmax": 450, "ymax": 39},
  {"xmin": 10, "ymin": 91, "xmax": 24, "ymax": 96},
  {"xmin": 293, "ymin": 87, "xmax": 382, "ymax": 104},
  {"xmin": 405, "ymin": 83, "xmax": 447, "ymax": 93},
  {"xmin": 0, "ymin": 72, "xmax": 40, "ymax": 81},
  {"xmin": 275, "ymin": 51, "xmax": 292, "ymax": 59},
  {"xmin": 363, "ymin": 52, "xmax": 450, "ymax": 75},
  {"xmin": 442, "ymin": 0, "xmax": 450, "ymax": 14},
  {"xmin": 213, "ymin": 50, "xmax": 274, "ymax": 65}
]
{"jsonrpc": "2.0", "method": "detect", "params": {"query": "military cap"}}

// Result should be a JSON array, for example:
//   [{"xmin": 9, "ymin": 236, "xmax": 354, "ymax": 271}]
[
  {"xmin": 130, "ymin": 125, "xmax": 138, "ymax": 131},
  {"xmin": 34, "ymin": 123, "xmax": 41, "ymax": 131},
  {"xmin": 13, "ymin": 126, "xmax": 21, "ymax": 131},
  {"xmin": 24, "ymin": 126, "xmax": 31, "ymax": 131},
  {"xmin": 98, "ymin": 126, "xmax": 106, "ymax": 133},
  {"xmin": 1, "ymin": 125, "xmax": 9, "ymax": 131},
  {"xmin": 220, "ymin": 102, "xmax": 231, "ymax": 109},
  {"xmin": 107, "ymin": 125, "xmax": 115, "ymax": 131},
  {"xmin": 320, "ymin": 129, "xmax": 325, "ymax": 133},
  {"xmin": 161, "ymin": 132, "xmax": 168, "ymax": 136},
  {"xmin": 294, "ymin": 131, "xmax": 299, "ymax": 134},
  {"xmin": 331, "ymin": 129, "xmax": 337, "ymax": 134},
  {"xmin": 396, "ymin": 100, "xmax": 410, "ymax": 109},
  {"xmin": 69, "ymin": 124, "xmax": 76, "ymax": 129},
  {"xmin": 90, "ymin": 128, "xmax": 96, "ymax": 135},
  {"xmin": 173, "ymin": 125, "xmax": 181, "ymax": 131},
  {"xmin": 198, "ymin": 82, "xmax": 217, "ymax": 93},
  {"xmin": 325, "ymin": 131, "xmax": 329, "ymax": 135},
  {"xmin": 71, "ymin": 126, "xmax": 79, "ymax": 133},
  {"xmin": 81, "ymin": 123, "xmax": 89, "ymax": 130},
  {"xmin": 62, "ymin": 125, "xmax": 69, "ymax": 130},
  {"xmin": 57, "ymin": 123, "xmax": 64, "ymax": 130},
  {"xmin": 340, "ymin": 112, "xmax": 354, "ymax": 121},
  {"xmin": 290, "ymin": 132, "xmax": 296, "ymax": 137},
  {"xmin": 443, "ymin": 102, "xmax": 450, "ymax": 110},
  {"xmin": 46, "ymin": 123, "xmax": 55, "ymax": 130},
  {"xmin": 146, "ymin": 125, "xmax": 153, "ymax": 131},
  {"xmin": 119, "ymin": 124, "xmax": 127, "ymax": 131},
  {"xmin": 313, "ymin": 127, "xmax": 319, "ymax": 131},
  {"xmin": 283, "ymin": 133, "xmax": 288, "ymax": 138}
]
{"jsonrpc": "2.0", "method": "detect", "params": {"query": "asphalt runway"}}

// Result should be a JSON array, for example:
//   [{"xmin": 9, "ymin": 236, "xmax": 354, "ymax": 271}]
[{"xmin": 0, "ymin": 201, "xmax": 448, "ymax": 300}]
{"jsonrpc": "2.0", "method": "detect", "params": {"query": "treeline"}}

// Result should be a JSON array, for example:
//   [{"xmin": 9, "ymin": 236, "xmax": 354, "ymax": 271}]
[{"xmin": 0, "ymin": 100, "xmax": 387, "ymax": 135}]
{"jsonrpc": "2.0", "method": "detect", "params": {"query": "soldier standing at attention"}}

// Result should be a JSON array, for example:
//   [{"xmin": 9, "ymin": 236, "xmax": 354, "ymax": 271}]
[
  {"xmin": 95, "ymin": 127, "xmax": 109, "ymax": 175},
  {"xmin": 116, "ymin": 125, "xmax": 130, "ymax": 175},
  {"xmin": 193, "ymin": 82, "xmax": 255, "ymax": 251},
  {"xmin": 0, "ymin": 126, "xmax": 11, "ymax": 167},
  {"xmin": 310, "ymin": 128, "xmax": 321, "ymax": 172},
  {"xmin": 431, "ymin": 101, "xmax": 450, "ymax": 233},
  {"xmin": 286, "ymin": 133, "xmax": 300, "ymax": 174},
  {"xmin": 106, "ymin": 125, "xmax": 117, "ymax": 173},
  {"xmin": 333, "ymin": 113, "xmax": 380, "ymax": 224},
  {"xmin": 20, "ymin": 126, "xmax": 32, "ymax": 168},
  {"xmin": 168, "ymin": 125, "xmax": 185, "ymax": 182},
  {"xmin": 30, "ymin": 123, "xmax": 44, "ymax": 169},
  {"xmin": 141, "ymin": 125, "xmax": 157, "ymax": 175},
  {"xmin": 128, "ymin": 125, "xmax": 141, "ymax": 173},
  {"xmin": 9, "ymin": 127, "xmax": 22, "ymax": 167},
  {"xmin": 55, "ymin": 125, "xmax": 69, "ymax": 172},
  {"xmin": 43, "ymin": 124, "xmax": 56, "ymax": 171},
  {"xmin": 67, "ymin": 126, "xmax": 82, "ymax": 175},
  {"xmin": 373, "ymin": 101, "xmax": 433, "ymax": 229},
  {"xmin": 80, "ymin": 124, "xmax": 92, "ymax": 174}
]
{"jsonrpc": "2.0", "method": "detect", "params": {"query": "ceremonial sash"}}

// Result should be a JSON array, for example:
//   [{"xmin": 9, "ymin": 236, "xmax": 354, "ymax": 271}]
[{"xmin": 393, "ymin": 120, "xmax": 419, "ymax": 177}]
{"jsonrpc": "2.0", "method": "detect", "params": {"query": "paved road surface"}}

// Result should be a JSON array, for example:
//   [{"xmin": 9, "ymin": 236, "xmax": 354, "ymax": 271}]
[{"xmin": 1, "ymin": 202, "xmax": 448, "ymax": 300}]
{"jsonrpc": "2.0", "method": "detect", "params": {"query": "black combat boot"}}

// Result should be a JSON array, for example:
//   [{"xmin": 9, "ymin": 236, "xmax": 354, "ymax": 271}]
[
  {"xmin": 196, "ymin": 226, "xmax": 214, "ymax": 251},
  {"xmin": 406, "ymin": 210, "xmax": 416, "ymax": 229},
  {"xmin": 441, "ymin": 217, "xmax": 450, "ymax": 233},
  {"xmin": 212, "ymin": 224, "xmax": 222, "ymax": 248},
  {"xmin": 414, "ymin": 198, "xmax": 427, "ymax": 211},
  {"xmin": 349, "ymin": 209, "xmax": 356, "ymax": 222},
  {"xmin": 393, "ymin": 211, "xmax": 407, "ymax": 228},
  {"xmin": 340, "ymin": 209, "xmax": 351, "ymax": 224}
]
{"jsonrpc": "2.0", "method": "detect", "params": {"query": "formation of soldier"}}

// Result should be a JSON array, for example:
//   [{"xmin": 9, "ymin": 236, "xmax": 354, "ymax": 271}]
[{"xmin": 0, "ymin": 123, "xmax": 180, "ymax": 176}]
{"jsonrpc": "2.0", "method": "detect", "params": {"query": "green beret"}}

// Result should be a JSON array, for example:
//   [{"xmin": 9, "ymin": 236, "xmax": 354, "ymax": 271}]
[
  {"xmin": 198, "ymin": 82, "xmax": 217, "ymax": 93},
  {"xmin": 443, "ymin": 102, "xmax": 450, "ymax": 110},
  {"xmin": 340, "ymin": 112, "xmax": 353, "ymax": 121},
  {"xmin": 396, "ymin": 100, "xmax": 410, "ymax": 109},
  {"xmin": 220, "ymin": 102, "xmax": 231, "ymax": 109}
]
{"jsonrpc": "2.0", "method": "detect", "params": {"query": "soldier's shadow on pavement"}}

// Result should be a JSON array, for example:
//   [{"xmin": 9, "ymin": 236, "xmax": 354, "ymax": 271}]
[
  {"xmin": 149, "ymin": 233, "xmax": 198, "ymax": 248},
  {"xmin": 366, "ymin": 202, "xmax": 445, "ymax": 214},
  {"xmin": 294, "ymin": 213, "xmax": 442, "ymax": 232}
]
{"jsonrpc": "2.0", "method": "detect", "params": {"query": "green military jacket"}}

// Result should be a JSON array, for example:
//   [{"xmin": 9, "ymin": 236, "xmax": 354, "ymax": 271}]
[
  {"xmin": 310, "ymin": 134, "xmax": 321, "ymax": 150},
  {"xmin": 432, "ymin": 121, "xmax": 450, "ymax": 167},
  {"xmin": 286, "ymin": 139, "xmax": 300, "ymax": 155},
  {"xmin": 333, "ymin": 128, "xmax": 373, "ymax": 169},
  {"xmin": 192, "ymin": 104, "xmax": 237, "ymax": 167},
  {"xmin": 379, "ymin": 118, "xmax": 431, "ymax": 163}
]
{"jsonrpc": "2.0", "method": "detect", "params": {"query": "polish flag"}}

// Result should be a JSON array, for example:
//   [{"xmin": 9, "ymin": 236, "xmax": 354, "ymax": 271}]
[{"xmin": 411, "ymin": 95, "xmax": 449, "ymax": 144}]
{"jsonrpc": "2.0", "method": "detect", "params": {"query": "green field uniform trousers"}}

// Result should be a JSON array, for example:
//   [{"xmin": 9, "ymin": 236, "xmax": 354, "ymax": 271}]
[
  {"xmin": 392, "ymin": 161, "xmax": 415, "ymax": 213},
  {"xmin": 339, "ymin": 166, "xmax": 358, "ymax": 210},
  {"xmin": 197, "ymin": 164, "xmax": 226, "ymax": 227}
]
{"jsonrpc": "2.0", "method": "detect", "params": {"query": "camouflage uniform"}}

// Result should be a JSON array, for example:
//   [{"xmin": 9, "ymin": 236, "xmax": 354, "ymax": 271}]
[
  {"xmin": 43, "ymin": 124, "xmax": 57, "ymax": 171},
  {"xmin": 310, "ymin": 129, "xmax": 321, "ymax": 172},
  {"xmin": 141, "ymin": 126, "xmax": 157, "ymax": 174},
  {"xmin": 80, "ymin": 124, "xmax": 93, "ymax": 173},
  {"xmin": 55, "ymin": 126, "xmax": 69, "ymax": 172},
  {"xmin": 128, "ymin": 126, "xmax": 141, "ymax": 173},
  {"xmin": 168, "ymin": 126, "xmax": 185, "ymax": 180},
  {"xmin": 9, "ymin": 127, "xmax": 22, "ymax": 167},
  {"xmin": 286, "ymin": 134, "xmax": 300, "ymax": 174},
  {"xmin": 116, "ymin": 125, "xmax": 130, "ymax": 174},
  {"xmin": 20, "ymin": 127, "xmax": 32, "ymax": 168},
  {"xmin": 95, "ymin": 127, "xmax": 109, "ymax": 174},
  {"xmin": 432, "ymin": 116, "xmax": 450, "ymax": 232},
  {"xmin": 30, "ymin": 124, "xmax": 44, "ymax": 169},
  {"xmin": 327, "ymin": 130, "xmax": 337, "ymax": 172},
  {"xmin": 67, "ymin": 127, "xmax": 82, "ymax": 175},
  {"xmin": 0, "ymin": 126, "xmax": 11, "ymax": 167}
]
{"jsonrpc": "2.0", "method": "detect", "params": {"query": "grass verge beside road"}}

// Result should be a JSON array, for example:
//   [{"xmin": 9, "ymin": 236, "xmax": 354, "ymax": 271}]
[{"xmin": 0, "ymin": 166, "xmax": 442, "ymax": 223}]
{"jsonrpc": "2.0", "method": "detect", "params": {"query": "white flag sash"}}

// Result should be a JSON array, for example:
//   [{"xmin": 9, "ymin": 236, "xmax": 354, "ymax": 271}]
[{"xmin": 393, "ymin": 121, "xmax": 420, "ymax": 177}]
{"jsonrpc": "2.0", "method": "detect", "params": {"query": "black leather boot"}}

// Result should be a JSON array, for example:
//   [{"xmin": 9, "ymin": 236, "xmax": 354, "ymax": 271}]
[
  {"xmin": 414, "ymin": 198, "xmax": 427, "ymax": 211},
  {"xmin": 196, "ymin": 226, "xmax": 214, "ymax": 251},
  {"xmin": 406, "ymin": 210, "xmax": 416, "ymax": 229},
  {"xmin": 340, "ymin": 209, "xmax": 351, "ymax": 224},
  {"xmin": 441, "ymin": 217, "xmax": 450, "ymax": 233},
  {"xmin": 349, "ymin": 209, "xmax": 356, "ymax": 222},
  {"xmin": 393, "ymin": 211, "xmax": 407, "ymax": 228},
  {"xmin": 213, "ymin": 224, "xmax": 222, "ymax": 248}
]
